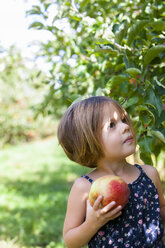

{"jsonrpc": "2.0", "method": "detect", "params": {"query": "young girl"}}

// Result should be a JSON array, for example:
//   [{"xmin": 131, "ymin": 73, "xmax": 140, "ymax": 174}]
[{"xmin": 57, "ymin": 96, "xmax": 165, "ymax": 248}]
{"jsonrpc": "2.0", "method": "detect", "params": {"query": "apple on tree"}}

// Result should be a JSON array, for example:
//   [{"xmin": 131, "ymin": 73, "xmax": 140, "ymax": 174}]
[{"xmin": 89, "ymin": 175, "xmax": 130, "ymax": 209}]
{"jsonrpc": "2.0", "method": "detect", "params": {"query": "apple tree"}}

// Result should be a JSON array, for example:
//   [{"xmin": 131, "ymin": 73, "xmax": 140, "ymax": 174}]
[{"xmin": 27, "ymin": 0, "xmax": 165, "ymax": 165}]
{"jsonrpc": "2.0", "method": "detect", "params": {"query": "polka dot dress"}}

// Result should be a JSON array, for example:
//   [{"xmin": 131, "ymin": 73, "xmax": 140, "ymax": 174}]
[{"xmin": 82, "ymin": 164, "xmax": 165, "ymax": 247}]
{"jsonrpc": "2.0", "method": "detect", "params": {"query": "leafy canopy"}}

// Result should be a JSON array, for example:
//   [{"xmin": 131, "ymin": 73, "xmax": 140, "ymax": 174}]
[{"xmin": 27, "ymin": 0, "xmax": 165, "ymax": 165}]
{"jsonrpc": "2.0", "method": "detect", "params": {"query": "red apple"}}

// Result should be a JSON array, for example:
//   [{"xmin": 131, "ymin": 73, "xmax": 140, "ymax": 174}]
[
  {"xmin": 129, "ymin": 78, "xmax": 136, "ymax": 86},
  {"xmin": 89, "ymin": 175, "xmax": 130, "ymax": 209},
  {"xmin": 144, "ymin": 123, "xmax": 148, "ymax": 129}
]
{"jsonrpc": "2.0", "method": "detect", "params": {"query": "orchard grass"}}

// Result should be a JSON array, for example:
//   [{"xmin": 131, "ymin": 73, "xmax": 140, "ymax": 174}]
[
  {"xmin": 0, "ymin": 137, "xmax": 164, "ymax": 247},
  {"xmin": 0, "ymin": 137, "xmax": 90, "ymax": 248}
]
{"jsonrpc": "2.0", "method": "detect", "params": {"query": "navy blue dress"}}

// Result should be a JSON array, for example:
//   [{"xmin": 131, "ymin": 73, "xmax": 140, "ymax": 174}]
[{"xmin": 82, "ymin": 164, "xmax": 165, "ymax": 247}]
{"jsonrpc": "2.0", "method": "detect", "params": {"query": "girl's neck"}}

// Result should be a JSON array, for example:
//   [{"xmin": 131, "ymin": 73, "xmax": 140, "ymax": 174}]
[{"xmin": 97, "ymin": 158, "xmax": 129, "ymax": 177}]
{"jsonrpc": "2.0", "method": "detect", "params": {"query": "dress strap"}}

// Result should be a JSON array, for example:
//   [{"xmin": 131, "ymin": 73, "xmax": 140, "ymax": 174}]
[
  {"xmin": 134, "ymin": 163, "xmax": 144, "ymax": 172},
  {"xmin": 128, "ymin": 164, "xmax": 144, "ymax": 186},
  {"xmin": 81, "ymin": 175, "xmax": 94, "ymax": 184}
]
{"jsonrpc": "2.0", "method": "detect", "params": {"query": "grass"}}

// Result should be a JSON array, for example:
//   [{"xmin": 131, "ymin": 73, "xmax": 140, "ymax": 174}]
[
  {"xmin": 0, "ymin": 137, "xmax": 164, "ymax": 247},
  {"xmin": 0, "ymin": 137, "xmax": 90, "ymax": 247}
]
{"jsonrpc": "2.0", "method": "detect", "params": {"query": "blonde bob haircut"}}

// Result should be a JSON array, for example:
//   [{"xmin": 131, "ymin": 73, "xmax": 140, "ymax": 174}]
[{"xmin": 57, "ymin": 96, "xmax": 136, "ymax": 168}]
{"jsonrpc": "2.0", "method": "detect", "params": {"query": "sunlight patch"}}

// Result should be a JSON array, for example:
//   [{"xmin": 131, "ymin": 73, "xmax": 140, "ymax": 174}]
[
  {"xmin": 144, "ymin": 223, "xmax": 159, "ymax": 244},
  {"xmin": 114, "ymin": 111, "xmax": 118, "ymax": 120}
]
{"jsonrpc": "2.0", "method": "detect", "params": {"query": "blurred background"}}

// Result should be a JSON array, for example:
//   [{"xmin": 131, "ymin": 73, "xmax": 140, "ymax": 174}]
[{"xmin": 0, "ymin": 0, "xmax": 164, "ymax": 247}]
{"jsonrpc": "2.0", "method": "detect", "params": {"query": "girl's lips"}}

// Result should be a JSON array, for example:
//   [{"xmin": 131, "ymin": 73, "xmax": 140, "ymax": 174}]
[{"xmin": 124, "ymin": 136, "xmax": 133, "ymax": 143}]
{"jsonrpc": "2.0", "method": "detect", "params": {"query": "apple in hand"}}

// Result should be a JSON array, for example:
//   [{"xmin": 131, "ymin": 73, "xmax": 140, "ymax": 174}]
[{"xmin": 89, "ymin": 175, "xmax": 130, "ymax": 209}]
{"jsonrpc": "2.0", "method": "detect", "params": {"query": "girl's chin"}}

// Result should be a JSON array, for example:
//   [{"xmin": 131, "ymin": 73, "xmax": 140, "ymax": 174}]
[
  {"xmin": 122, "ymin": 145, "xmax": 135, "ymax": 157},
  {"xmin": 125, "ymin": 148, "xmax": 136, "ymax": 157}
]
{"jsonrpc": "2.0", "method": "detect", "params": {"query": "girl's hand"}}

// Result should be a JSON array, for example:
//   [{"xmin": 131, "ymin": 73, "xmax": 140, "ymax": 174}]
[{"xmin": 86, "ymin": 195, "xmax": 122, "ymax": 229}]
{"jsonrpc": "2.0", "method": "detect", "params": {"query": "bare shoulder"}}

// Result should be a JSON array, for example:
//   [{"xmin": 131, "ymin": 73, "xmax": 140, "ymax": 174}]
[
  {"xmin": 141, "ymin": 164, "xmax": 160, "ymax": 187},
  {"xmin": 68, "ymin": 176, "xmax": 92, "ymax": 202},
  {"xmin": 141, "ymin": 164, "xmax": 158, "ymax": 174},
  {"xmin": 71, "ymin": 176, "xmax": 92, "ymax": 193}
]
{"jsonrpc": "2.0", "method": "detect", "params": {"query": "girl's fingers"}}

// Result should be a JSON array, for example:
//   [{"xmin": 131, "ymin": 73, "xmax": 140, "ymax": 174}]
[
  {"xmin": 110, "ymin": 210, "xmax": 122, "ymax": 220},
  {"xmin": 93, "ymin": 195, "xmax": 103, "ymax": 210},
  {"xmin": 100, "ymin": 201, "xmax": 117, "ymax": 214},
  {"xmin": 101, "ymin": 203, "xmax": 122, "ymax": 219},
  {"xmin": 106, "ymin": 205, "xmax": 122, "ymax": 218},
  {"xmin": 92, "ymin": 198, "xmax": 122, "ymax": 221}
]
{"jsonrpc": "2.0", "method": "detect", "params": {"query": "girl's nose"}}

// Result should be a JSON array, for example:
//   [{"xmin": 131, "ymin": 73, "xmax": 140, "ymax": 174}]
[{"xmin": 121, "ymin": 122, "xmax": 130, "ymax": 133}]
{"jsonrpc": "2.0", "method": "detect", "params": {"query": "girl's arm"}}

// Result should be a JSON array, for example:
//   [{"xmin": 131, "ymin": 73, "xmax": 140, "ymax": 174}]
[
  {"xmin": 142, "ymin": 165, "xmax": 165, "ymax": 224},
  {"xmin": 63, "ymin": 177, "xmax": 122, "ymax": 248},
  {"xmin": 154, "ymin": 168, "xmax": 165, "ymax": 224}
]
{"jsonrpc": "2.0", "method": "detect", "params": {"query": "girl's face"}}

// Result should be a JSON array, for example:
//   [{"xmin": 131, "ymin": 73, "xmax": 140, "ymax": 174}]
[{"xmin": 101, "ymin": 104, "xmax": 136, "ymax": 161}]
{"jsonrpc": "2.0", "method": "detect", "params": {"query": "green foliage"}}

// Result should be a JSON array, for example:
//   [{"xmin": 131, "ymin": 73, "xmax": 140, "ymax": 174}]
[
  {"xmin": 143, "ymin": 45, "xmax": 165, "ymax": 68},
  {"xmin": 27, "ymin": 0, "xmax": 165, "ymax": 164},
  {"xmin": 0, "ymin": 46, "xmax": 57, "ymax": 146},
  {"xmin": 127, "ymin": 20, "xmax": 149, "ymax": 46}
]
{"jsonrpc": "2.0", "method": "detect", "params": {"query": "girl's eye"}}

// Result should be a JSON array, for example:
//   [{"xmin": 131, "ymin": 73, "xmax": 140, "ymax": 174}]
[{"xmin": 109, "ymin": 122, "xmax": 115, "ymax": 128}]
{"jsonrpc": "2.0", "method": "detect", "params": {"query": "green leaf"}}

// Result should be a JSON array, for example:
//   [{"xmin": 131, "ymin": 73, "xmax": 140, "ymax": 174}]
[
  {"xmin": 110, "ymin": 75, "xmax": 128, "ymax": 84},
  {"xmin": 94, "ymin": 48, "xmax": 118, "ymax": 55},
  {"xmin": 126, "ymin": 67, "xmax": 141, "ymax": 77},
  {"xmin": 145, "ymin": 102, "xmax": 156, "ymax": 110},
  {"xmin": 150, "ymin": 20, "xmax": 165, "ymax": 31},
  {"xmin": 146, "ymin": 89, "xmax": 162, "ymax": 116},
  {"xmin": 154, "ymin": 77, "xmax": 165, "ymax": 89},
  {"xmin": 150, "ymin": 130, "xmax": 165, "ymax": 143},
  {"xmin": 94, "ymin": 38, "xmax": 109, "ymax": 45},
  {"xmin": 127, "ymin": 20, "xmax": 148, "ymax": 46},
  {"xmin": 162, "ymin": 121, "xmax": 165, "ymax": 128},
  {"xmin": 139, "ymin": 136, "xmax": 153, "ymax": 164},
  {"xmin": 140, "ymin": 136, "xmax": 152, "ymax": 153},
  {"xmin": 29, "ymin": 22, "xmax": 44, "ymax": 29},
  {"xmin": 136, "ymin": 105, "xmax": 155, "ymax": 125},
  {"xmin": 114, "ymin": 63, "xmax": 125, "ymax": 72},
  {"xmin": 26, "ymin": 5, "xmax": 42, "ymax": 15},
  {"xmin": 67, "ymin": 94, "xmax": 82, "ymax": 103},
  {"xmin": 115, "ymin": 20, "xmax": 128, "ymax": 45},
  {"xmin": 122, "ymin": 96, "xmax": 139, "ymax": 109},
  {"xmin": 69, "ymin": 15, "xmax": 81, "ymax": 21},
  {"xmin": 123, "ymin": 55, "xmax": 129, "ymax": 69},
  {"xmin": 140, "ymin": 152, "xmax": 153, "ymax": 165},
  {"xmin": 106, "ymin": 75, "xmax": 128, "ymax": 91},
  {"xmin": 143, "ymin": 45, "xmax": 165, "ymax": 68}
]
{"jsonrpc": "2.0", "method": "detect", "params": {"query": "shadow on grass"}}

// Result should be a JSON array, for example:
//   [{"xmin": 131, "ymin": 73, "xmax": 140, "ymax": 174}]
[{"xmin": 0, "ymin": 161, "xmax": 90, "ymax": 247}]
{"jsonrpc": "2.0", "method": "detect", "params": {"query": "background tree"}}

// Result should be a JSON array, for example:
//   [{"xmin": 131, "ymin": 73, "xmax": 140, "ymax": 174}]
[
  {"xmin": 0, "ymin": 45, "xmax": 56, "ymax": 146},
  {"xmin": 27, "ymin": 0, "xmax": 165, "ymax": 165}
]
